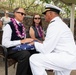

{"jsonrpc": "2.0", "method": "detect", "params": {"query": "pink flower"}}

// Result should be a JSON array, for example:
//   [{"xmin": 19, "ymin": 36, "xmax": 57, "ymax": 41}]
[{"xmin": 11, "ymin": 18, "xmax": 26, "ymax": 38}]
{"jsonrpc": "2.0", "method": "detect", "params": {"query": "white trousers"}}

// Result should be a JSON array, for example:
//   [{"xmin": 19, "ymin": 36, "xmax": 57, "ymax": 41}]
[{"xmin": 29, "ymin": 53, "xmax": 74, "ymax": 75}]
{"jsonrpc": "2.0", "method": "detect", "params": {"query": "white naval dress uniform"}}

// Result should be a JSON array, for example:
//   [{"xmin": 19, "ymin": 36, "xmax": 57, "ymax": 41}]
[{"xmin": 30, "ymin": 17, "xmax": 76, "ymax": 75}]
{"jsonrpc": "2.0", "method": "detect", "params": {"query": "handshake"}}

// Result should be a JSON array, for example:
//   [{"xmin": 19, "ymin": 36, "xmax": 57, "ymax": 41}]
[
  {"xmin": 20, "ymin": 38, "xmax": 42, "ymax": 45},
  {"xmin": 20, "ymin": 38, "xmax": 37, "ymax": 45}
]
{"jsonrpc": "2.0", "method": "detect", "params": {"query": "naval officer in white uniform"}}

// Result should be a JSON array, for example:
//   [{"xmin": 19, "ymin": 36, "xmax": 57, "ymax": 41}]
[{"xmin": 29, "ymin": 4, "xmax": 76, "ymax": 75}]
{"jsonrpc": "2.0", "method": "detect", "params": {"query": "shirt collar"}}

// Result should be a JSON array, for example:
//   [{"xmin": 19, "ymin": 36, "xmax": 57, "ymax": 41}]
[
  {"xmin": 50, "ymin": 16, "xmax": 60, "ymax": 23},
  {"xmin": 15, "ymin": 19, "xmax": 21, "ymax": 25}
]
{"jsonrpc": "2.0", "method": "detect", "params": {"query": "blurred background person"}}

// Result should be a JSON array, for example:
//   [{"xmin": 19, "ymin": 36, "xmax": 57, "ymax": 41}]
[
  {"xmin": 0, "ymin": 10, "xmax": 11, "ymax": 29},
  {"xmin": 29, "ymin": 14, "xmax": 45, "ymax": 43}
]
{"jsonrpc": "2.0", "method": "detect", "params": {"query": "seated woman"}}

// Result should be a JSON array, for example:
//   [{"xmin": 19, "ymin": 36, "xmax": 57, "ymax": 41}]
[{"xmin": 29, "ymin": 14, "xmax": 45, "ymax": 43}]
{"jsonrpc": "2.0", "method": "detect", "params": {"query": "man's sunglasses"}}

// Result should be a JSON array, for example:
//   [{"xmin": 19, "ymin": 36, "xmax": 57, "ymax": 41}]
[
  {"xmin": 34, "ymin": 18, "xmax": 41, "ymax": 20},
  {"xmin": 16, "ymin": 12, "xmax": 26, "ymax": 16}
]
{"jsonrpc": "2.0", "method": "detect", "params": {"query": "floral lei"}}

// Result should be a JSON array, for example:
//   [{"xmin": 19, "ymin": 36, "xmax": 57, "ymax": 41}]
[
  {"xmin": 35, "ymin": 25, "xmax": 43, "ymax": 38},
  {"xmin": 11, "ymin": 18, "xmax": 26, "ymax": 38}
]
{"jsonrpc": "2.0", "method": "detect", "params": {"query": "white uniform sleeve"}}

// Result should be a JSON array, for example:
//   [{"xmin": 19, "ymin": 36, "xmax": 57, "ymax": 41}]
[
  {"xmin": 34, "ymin": 23, "xmax": 61, "ymax": 54},
  {"xmin": 2, "ymin": 24, "xmax": 21, "ymax": 48}
]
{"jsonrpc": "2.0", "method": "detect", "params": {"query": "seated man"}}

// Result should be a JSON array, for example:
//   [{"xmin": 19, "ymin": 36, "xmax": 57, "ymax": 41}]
[
  {"xmin": 2, "ymin": 7, "xmax": 36, "ymax": 75},
  {"xmin": 29, "ymin": 4, "xmax": 76, "ymax": 75}
]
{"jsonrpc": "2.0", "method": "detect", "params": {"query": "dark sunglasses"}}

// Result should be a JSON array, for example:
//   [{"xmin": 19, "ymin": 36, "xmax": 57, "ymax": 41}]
[
  {"xmin": 16, "ymin": 12, "xmax": 26, "ymax": 16},
  {"xmin": 34, "ymin": 18, "xmax": 41, "ymax": 20}
]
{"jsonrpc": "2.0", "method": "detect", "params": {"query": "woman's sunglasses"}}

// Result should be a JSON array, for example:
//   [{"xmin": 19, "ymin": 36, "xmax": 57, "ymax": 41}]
[
  {"xmin": 34, "ymin": 17, "xmax": 41, "ymax": 20},
  {"xmin": 16, "ymin": 12, "xmax": 26, "ymax": 16}
]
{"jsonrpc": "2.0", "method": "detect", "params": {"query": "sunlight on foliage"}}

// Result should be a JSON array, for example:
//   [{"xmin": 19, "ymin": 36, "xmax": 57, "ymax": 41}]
[{"xmin": 0, "ymin": 0, "xmax": 75, "ymax": 18}]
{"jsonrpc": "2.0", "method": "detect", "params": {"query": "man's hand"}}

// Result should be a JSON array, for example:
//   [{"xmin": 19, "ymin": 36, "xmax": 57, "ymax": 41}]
[
  {"xmin": 21, "ymin": 38, "xmax": 34, "ymax": 44},
  {"xmin": 29, "ymin": 41, "xmax": 34, "ymax": 45}
]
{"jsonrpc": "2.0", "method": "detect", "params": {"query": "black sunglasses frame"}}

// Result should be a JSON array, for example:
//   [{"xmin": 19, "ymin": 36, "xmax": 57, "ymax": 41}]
[
  {"xmin": 34, "ymin": 18, "xmax": 41, "ymax": 20},
  {"xmin": 16, "ymin": 12, "xmax": 26, "ymax": 16}
]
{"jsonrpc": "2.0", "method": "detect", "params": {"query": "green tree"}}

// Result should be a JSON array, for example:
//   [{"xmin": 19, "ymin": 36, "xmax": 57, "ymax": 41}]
[
  {"xmin": 0, "ymin": 0, "xmax": 71, "ymax": 18},
  {"xmin": 7, "ymin": 0, "xmax": 15, "ymax": 11}
]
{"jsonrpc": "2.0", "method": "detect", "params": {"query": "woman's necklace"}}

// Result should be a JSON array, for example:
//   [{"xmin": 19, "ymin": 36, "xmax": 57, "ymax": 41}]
[{"xmin": 35, "ymin": 25, "xmax": 43, "ymax": 38}]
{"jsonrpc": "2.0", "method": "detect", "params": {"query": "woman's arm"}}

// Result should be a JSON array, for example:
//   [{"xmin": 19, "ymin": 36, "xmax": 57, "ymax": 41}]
[
  {"xmin": 0, "ymin": 20, "xmax": 3, "ymax": 29},
  {"xmin": 42, "ymin": 30, "xmax": 45, "ymax": 41}
]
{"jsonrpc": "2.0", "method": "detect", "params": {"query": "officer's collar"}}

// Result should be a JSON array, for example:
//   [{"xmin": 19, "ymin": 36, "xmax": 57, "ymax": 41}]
[{"xmin": 50, "ymin": 20, "xmax": 55, "ymax": 23}]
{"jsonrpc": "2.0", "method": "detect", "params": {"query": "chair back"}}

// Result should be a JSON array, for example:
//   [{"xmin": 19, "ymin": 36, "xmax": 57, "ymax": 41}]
[
  {"xmin": 0, "ymin": 30, "xmax": 3, "ymax": 44},
  {"xmin": 0, "ymin": 30, "xmax": 3, "ymax": 55}
]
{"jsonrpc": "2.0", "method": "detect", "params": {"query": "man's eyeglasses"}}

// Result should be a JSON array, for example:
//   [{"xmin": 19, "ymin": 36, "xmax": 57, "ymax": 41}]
[
  {"xmin": 16, "ymin": 12, "xmax": 26, "ymax": 16},
  {"xmin": 34, "ymin": 18, "xmax": 41, "ymax": 20}
]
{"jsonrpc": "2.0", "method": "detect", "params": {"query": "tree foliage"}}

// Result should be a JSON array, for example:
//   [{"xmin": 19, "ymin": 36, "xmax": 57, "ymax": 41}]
[{"xmin": 0, "ymin": 0, "xmax": 74, "ymax": 18}]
